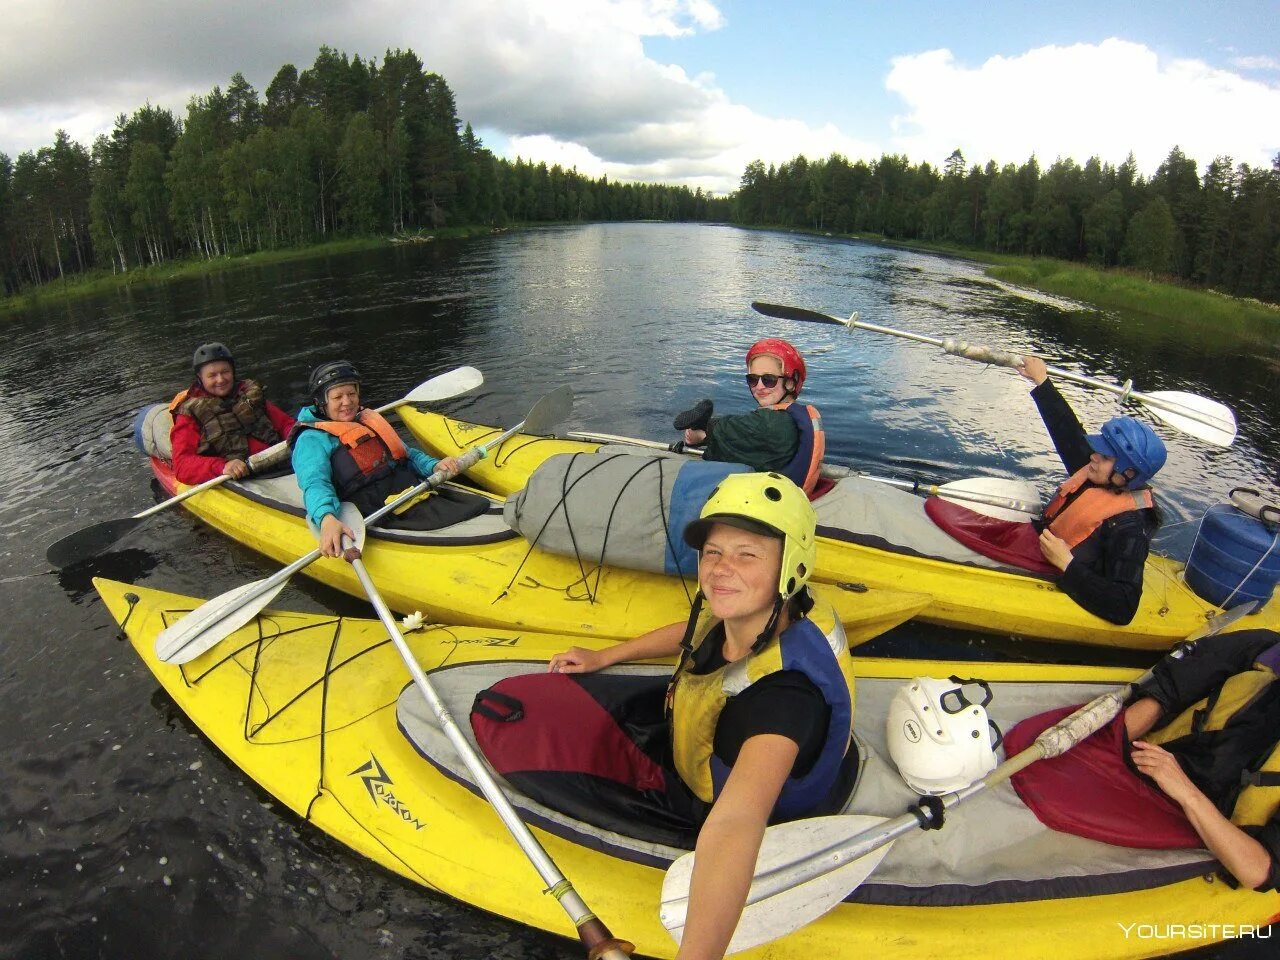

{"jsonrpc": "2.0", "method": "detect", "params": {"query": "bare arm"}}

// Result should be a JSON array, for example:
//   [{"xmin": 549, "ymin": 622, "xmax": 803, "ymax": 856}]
[
  {"xmin": 1131, "ymin": 741, "xmax": 1273, "ymax": 889},
  {"xmin": 1123, "ymin": 697, "xmax": 1164, "ymax": 739},
  {"xmin": 548, "ymin": 620, "xmax": 686, "ymax": 673},
  {"xmin": 677, "ymin": 734, "xmax": 798, "ymax": 960}
]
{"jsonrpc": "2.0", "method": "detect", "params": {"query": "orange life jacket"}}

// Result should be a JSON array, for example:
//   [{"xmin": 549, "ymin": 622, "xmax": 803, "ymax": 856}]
[
  {"xmin": 772, "ymin": 400, "xmax": 826, "ymax": 495},
  {"xmin": 1042, "ymin": 466, "xmax": 1154, "ymax": 549},
  {"xmin": 289, "ymin": 408, "xmax": 414, "ymax": 513}
]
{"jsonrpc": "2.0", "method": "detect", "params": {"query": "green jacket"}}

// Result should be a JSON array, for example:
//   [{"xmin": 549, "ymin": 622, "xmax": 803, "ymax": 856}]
[{"xmin": 703, "ymin": 408, "xmax": 800, "ymax": 473}]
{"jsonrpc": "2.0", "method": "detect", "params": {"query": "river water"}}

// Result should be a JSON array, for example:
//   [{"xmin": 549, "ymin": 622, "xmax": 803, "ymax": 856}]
[{"xmin": 2, "ymin": 223, "xmax": 1277, "ymax": 959}]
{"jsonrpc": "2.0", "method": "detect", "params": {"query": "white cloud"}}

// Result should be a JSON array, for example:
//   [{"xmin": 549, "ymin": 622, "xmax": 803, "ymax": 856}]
[
  {"xmin": 1232, "ymin": 55, "xmax": 1280, "ymax": 71},
  {"xmin": 886, "ymin": 39, "xmax": 1280, "ymax": 173},
  {"xmin": 0, "ymin": 0, "xmax": 871, "ymax": 194}
]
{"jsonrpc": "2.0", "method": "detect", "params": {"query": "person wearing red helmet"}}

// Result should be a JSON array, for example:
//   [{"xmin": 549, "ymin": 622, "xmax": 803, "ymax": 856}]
[
  {"xmin": 678, "ymin": 338, "xmax": 825, "ymax": 494},
  {"xmin": 1016, "ymin": 355, "xmax": 1166, "ymax": 624}
]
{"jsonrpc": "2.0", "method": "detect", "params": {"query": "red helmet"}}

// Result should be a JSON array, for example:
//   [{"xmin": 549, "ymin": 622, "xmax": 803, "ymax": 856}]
[{"xmin": 746, "ymin": 338, "xmax": 806, "ymax": 394}]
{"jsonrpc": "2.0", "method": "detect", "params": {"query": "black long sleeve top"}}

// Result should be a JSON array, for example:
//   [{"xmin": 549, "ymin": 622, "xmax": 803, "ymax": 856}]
[{"xmin": 1031, "ymin": 379, "xmax": 1159, "ymax": 625}]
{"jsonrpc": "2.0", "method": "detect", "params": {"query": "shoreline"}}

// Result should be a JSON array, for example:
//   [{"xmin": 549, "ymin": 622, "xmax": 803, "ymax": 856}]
[
  {"xmin": 0, "ymin": 226, "xmax": 506, "ymax": 317},
  {"xmin": 737, "ymin": 224, "xmax": 1280, "ymax": 330},
  {"xmin": 6, "ymin": 221, "xmax": 1278, "ymax": 332}
]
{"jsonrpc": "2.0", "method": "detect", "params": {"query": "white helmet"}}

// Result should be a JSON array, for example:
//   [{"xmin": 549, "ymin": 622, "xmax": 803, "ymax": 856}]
[{"xmin": 886, "ymin": 676, "xmax": 1003, "ymax": 796}]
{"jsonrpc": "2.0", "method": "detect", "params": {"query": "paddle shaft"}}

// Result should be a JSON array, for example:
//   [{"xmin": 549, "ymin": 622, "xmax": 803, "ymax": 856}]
[
  {"xmin": 127, "ymin": 392, "xmax": 423, "ymax": 521},
  {"xmin": 155, "ymin": 387, "xmax": 574, "ymax": 663},
  {"xmin": 567, "ymin": 430, "xmax": 1043, "ymax": 515},
  {"xmin": 739, "ymin": 598, "xmax": 1263, "ymax": 905},
  {"xmin": 178, "ymin": 415, "xmax": 535, "ymax": 634},
  {"xmin": 344, "ymin": 551, "xmax": 631, "ymax": 959},
  {"xmin": 742, "ymin": 692, "xmax": 1123, "ymax": 905},
  {"xmin": 751, "ymin": 301, "xmax": 1234, "ymax": 438}
]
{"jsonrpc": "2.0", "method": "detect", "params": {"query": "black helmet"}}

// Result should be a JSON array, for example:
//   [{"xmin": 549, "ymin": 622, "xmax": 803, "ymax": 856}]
[
  {"xmin": 310, "ymin": 360, "xmax": 361, "ymax": 411},
  {"xmin": 192, "ymin": 342, "xmax": 235, "ymax": 374}
]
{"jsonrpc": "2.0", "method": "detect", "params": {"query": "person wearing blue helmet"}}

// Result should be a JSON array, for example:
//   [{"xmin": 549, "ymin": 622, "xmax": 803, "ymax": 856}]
[{"xmin": 1018, "ymin": 356, "xmax": 1166, "ymax": 624}]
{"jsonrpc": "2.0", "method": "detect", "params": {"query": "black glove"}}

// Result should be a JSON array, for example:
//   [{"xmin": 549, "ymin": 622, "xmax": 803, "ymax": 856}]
[{"xmin": 673, "ymin": 399, "xmax": 713, "ymax": 432}]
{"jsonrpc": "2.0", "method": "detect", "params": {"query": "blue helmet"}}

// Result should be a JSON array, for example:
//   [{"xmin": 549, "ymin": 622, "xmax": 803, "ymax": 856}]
[{"xmin": 1086, "ymin": 417, "xmax": 1167, "ymax": 489}]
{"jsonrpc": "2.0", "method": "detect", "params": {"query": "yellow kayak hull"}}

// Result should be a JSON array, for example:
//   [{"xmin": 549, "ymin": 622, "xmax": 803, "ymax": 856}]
[
  {"xmin": 399, "ymin": 408, "xmax": 1252, "ymax": 650},
  {"xmin": 97, "ymin": 578, "xmax": 1280, "ymax": 960},
  {"xmin": 149, "ymin": 459, "xmax": 926, "ymax": 645}
]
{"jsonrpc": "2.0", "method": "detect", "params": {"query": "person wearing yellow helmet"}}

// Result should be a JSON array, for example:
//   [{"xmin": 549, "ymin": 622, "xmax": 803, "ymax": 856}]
[{"xmin": 547, "ymin": 472, "xmax": 857, "ymax": 960}]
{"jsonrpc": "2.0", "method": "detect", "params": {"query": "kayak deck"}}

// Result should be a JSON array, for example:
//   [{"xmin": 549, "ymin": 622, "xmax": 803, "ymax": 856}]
[
  {"xmin": 97, "ymin": 578, "xmax": 1280, "ymax": 960},
  {"xmin": 149, "ymin": 458, "xmax": 928, "ymax": 645},
  {"xmin": 399, "ymin": 408, "xmax": 1255, "ymax": 650}
]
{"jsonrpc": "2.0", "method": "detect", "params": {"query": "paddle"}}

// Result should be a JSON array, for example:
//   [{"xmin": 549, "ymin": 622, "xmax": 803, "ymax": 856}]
[
  {"xmin": 327, "ymin": 511, "xmax": 633, "ymax": 960},
  {"xmin": 154, "ymin": 386, "xmax": 574, "ymax": 665},
  {"xmin": 658, "ymin": 598, "xmax": 1261, "ymax": 953},
  {"xmin": 45, "ymin": 366, "xmax": 486, "ymax": 568},
  {"xmin": 750, "ymin": 301, "xmax": 1238, "ymax": 448},
  {"xmin": 567, "ymin": 429, "xmax": 1044, "ymax": 518}
]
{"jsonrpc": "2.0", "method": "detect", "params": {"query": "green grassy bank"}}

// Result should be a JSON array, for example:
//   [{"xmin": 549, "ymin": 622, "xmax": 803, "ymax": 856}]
[
  {"xmin": 975, "ymin": 253, "xmax": 1280, "ymax": 329},
  {"xmin": 845, "ymin": 232, "xmax": 1280, "ymax": 329},
  {"xmin": 0, "ymin": 226, "xmax": 504, "ymax": 318}
]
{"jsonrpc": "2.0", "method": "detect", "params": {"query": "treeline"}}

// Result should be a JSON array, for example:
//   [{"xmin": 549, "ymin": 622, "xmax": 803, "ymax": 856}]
[
  {"xmin": 734, "ymin": 148, "xmax": 1280, "ymax": 303},
  {"xmin": 0, "ymin": 46, "xmax": 726, "ymax": 296}
]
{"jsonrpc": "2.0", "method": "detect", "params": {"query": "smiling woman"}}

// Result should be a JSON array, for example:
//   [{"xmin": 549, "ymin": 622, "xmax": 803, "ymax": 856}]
[
  {"xmin": 683, "ymin": 338, "xmax": 826, "ymax": 494},
  {"xmin": 287, "ymin": 359, "xmax": 462, "ymax": 557},
  {"xmin": 527, "ymin": 472, "xmax": 859, "ymax": 959}
]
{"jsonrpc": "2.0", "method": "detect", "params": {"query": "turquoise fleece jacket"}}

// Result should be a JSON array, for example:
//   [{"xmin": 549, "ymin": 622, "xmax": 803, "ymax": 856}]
[{"xmin": 290, "ymin": 405, "xmax": 440, "ymax": 526}]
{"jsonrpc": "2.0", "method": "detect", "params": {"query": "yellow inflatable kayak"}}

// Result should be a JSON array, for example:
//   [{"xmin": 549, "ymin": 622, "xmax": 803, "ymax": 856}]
[
  {"xmin": 146, "ymin": 458, "xmax": 925, "ymax": 644},
  {"xmin": 97, "ymin": 577, "xmax": 1280, "ymax": 960},
  {"xmin": 399, "ymin": 408, "xmax": 1246, "ymax": 650}
]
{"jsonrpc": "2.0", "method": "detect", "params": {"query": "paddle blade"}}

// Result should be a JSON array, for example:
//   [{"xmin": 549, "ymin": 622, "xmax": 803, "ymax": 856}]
[
  {"xmin": 659, "ymin": 815, "xmax": 892, "ymax": 954},
  {"xmin": 1141, "ymin": 390, "xmax": 1237, "ymax": 448},
  {"xmin": 156, "ymin": 577, "xmax": 286, "ymax": 664},
  {"xmin": 751, "ymin": 301, "xmax": 847, "ymax": 327},
  {"xmin": 400, "ymin": 366, "xmax": 484, "ymax": 406},
  {"xmin": 522, "ymin": 384, "xmax": 574, "ymax": 435},
  {"xmin": 938, "ymin": 477, "xmax": 1043, "ymax": 521},
  {"xmin": 46, "ymin": 516, "xmax": 146, "ymax": 568}
]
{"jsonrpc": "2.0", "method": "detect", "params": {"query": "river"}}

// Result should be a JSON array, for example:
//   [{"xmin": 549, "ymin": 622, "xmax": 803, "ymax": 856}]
[{"xmin": 2, "ymin": 223, "xmax": 1276, "ymax": 959}]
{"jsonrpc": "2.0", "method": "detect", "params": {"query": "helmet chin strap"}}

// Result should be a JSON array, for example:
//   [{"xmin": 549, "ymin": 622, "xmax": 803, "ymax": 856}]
[
  {"xmin": 751, "ymin": 596, "xmax": 786, "ymax": 654},
  {"xmin": 677, "ymin": 590, "xmax": 706, "ymax": 653}
]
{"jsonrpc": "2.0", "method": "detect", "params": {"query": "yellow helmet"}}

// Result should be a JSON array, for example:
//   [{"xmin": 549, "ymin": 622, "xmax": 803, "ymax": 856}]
[{"xmin": 683, "ymin": 471, "xmax": 817, "ymax": 600}]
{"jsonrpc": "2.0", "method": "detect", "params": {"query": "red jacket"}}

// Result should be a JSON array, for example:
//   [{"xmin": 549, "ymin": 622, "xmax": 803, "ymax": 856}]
[{"xmin": 170, "ymin": 384, "xmax": 296, "ymax": 484}]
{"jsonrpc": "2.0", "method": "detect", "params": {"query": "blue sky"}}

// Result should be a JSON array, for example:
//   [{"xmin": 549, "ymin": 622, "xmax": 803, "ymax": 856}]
[
  {"xmin": 3, "ymin": 0, "xmax": 1277, "ymax": 194},
  {"xmin": 643, "ymin": 0, "xmax": 1280, "ymax": 135}
]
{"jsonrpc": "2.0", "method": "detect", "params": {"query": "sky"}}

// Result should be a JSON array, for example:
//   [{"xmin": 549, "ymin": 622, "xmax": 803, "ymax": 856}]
[{"xmin": 2, "ymin": 0, "xmax": 1278, "ymax": 195}]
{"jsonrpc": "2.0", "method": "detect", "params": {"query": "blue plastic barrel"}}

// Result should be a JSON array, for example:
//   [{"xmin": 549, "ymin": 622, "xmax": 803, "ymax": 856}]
[{"xmin": 1185, "ymin": 503, "xmax": 1280, "ymax": 609}]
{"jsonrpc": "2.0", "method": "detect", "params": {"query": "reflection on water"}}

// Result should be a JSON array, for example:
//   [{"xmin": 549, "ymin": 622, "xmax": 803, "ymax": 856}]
[{"xmin": 2, "ymin": 223, "xmax": 1275, "ymax": 959}]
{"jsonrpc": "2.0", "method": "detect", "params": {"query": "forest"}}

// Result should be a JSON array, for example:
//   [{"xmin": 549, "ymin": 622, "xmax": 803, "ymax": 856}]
[
  {"xmin": 0, "ymin": 46, "xmax": 723, "ymax": 297},
  {"xmin": 732, "ymin": 147, "xmax": 1280, "ymax": 304},
  {"xmin": 3, "ymin": 44, "xmax": 1276, "ymax": 306}
]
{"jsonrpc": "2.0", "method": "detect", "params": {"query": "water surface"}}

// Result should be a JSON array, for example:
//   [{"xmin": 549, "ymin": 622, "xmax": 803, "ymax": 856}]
[{"xmin": 3, "ymin": 223, "xmax": 1276, "ymax": 959}]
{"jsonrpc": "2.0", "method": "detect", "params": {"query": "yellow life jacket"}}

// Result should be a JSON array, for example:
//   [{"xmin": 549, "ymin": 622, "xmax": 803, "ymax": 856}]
[
  {"xmin": 1146, "ymin": 642, "xmax": 1280, "ymax": 829},
  {"xmin": 667, "ymin": 600, "xmax": 856, "ymax": 819}
]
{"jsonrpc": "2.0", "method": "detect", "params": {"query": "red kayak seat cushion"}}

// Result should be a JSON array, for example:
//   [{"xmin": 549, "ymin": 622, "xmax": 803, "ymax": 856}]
[
  {"xmin": 473, "ymin": 672, "xmax": 666, "ymax": 790},
  {"xmin": 808, "ymin": 476, "xmax": 837, "ymax": 501},
  {"xmin": 1006, "ymin": 704, "xmax": 1203, "ymax": 849},
  {"xmin": 924, "ymin": 497, "xmax": 1058, "ymax": 575}
]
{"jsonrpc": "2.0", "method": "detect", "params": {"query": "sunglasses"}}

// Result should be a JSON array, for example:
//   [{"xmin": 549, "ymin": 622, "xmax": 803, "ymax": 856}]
[{"xmin": 745, "ymin": 373, "xmax": 787, "ymax": 389}]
